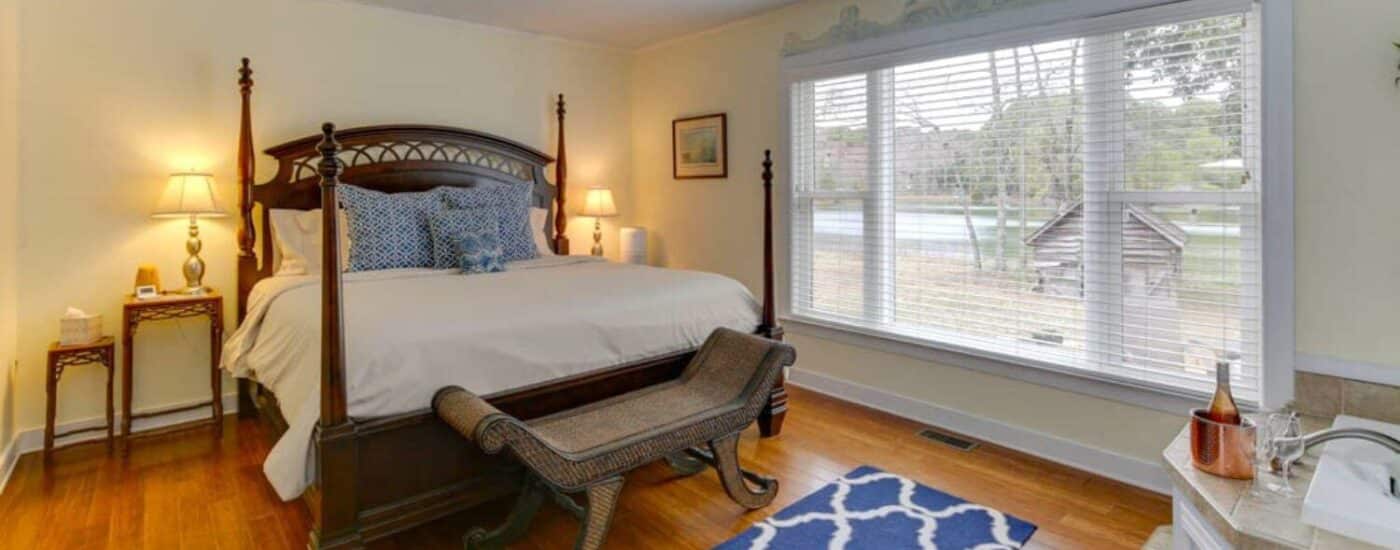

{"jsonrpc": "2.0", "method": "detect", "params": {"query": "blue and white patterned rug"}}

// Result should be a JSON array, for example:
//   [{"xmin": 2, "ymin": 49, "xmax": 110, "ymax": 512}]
[{"xmin": 716, "ymin": 466, "xmax": 1037, "ymax": 550}]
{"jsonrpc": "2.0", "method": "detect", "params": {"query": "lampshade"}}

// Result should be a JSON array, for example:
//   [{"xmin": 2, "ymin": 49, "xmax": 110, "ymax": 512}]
[
  {"xmin": 581, "ymin": 187, "xmax": 618, "ymax": 218},
  {"xmin": 152, "ymin": 172, "xmax": 227, "ymax": 218}
]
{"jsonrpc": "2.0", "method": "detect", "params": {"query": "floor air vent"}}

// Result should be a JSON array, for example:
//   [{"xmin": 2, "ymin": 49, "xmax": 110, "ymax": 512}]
[{"xmin": 917, "ymin": 429, "xmax": 979, "ymax": 451}]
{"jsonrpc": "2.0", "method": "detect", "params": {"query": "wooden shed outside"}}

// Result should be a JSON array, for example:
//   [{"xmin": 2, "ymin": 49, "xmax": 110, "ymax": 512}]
[{"xmin": 1022, "ymin": 201, "xmax": 1189, "ymax": 367}]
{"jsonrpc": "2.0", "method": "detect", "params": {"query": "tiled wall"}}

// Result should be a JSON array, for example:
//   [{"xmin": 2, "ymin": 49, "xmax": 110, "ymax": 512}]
[{"xmin": 1294, "ymin": 372, "xmax": 1400, "ymax": 424}]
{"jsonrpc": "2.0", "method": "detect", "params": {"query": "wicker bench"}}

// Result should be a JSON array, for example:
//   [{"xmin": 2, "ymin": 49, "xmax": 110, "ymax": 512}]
[{"xmin": 433, "ymin": 327, "xmax": 796, "ymax": 550}]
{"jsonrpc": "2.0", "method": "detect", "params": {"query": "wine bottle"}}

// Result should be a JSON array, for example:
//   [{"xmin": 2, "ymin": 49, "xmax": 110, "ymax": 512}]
[{"xmin": 1207, "ymin": 360, "xmax": 1242, "ymax": 425}]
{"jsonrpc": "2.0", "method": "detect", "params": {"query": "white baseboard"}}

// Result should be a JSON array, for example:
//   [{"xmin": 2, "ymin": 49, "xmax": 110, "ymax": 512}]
[
  {"xmin": 8, "ymin": 392, "xmax": 238, "ymax": 463},
  {"xmin": 0, "ymin": 430, "xmax": 18, "ymax": 495},
  {"xmin": 788, "ymin": 368, "xmax": 1171, "ymax": 495},
  {"xmin": 1296, "ymin": 353, "xmax": 1400, "ymax": 387}
]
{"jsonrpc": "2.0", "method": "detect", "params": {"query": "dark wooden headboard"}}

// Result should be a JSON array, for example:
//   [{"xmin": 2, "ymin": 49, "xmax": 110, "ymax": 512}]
[{"xmin": 234, "ymin": 59, "xmax": 570, "ymax": 318}]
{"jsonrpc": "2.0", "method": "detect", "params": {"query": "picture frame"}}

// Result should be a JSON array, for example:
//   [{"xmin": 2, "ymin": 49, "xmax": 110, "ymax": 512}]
[{"xmin": 672, "ymin": 113, "xmax": 728, "ymax": 179}]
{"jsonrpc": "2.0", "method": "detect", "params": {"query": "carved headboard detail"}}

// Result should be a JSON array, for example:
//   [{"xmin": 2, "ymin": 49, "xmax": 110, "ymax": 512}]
[
  {"xmin": 283, "ymin": 137, "xmax": 537, "ymax": 183},
  {"xmin": 256, "ymin": 124, "xmax": 555, "ymax": 207}
]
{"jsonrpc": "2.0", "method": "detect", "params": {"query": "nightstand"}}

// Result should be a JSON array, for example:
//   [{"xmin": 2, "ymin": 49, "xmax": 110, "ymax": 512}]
[
  {"xmin": 45, "ymin": 337, "xmax": 116, "ymax": 460},
  {"xmin": 122, "ymin": 292, "xmax": 224, "ymax": 452}
]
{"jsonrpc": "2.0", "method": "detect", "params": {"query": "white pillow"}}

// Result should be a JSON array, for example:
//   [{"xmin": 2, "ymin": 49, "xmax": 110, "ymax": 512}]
[
  {"xmin": 270, "ymin": 208, "xmax": 351, "ymax": 276},
  {"xmin": 531, "ymin": 207, "xmax": 555, "ymax": 257}
]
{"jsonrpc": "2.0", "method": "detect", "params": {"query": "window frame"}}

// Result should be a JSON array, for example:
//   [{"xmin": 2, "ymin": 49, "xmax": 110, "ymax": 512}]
[{"xmin": 777, "ymin": 0, "xmax": 1294, "ymax": 412}]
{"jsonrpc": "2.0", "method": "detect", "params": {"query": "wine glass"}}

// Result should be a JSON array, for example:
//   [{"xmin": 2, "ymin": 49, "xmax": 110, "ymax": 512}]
[
  {"xmin": 1264, "ymin": 412, "xmax": 1303, "ymax": 497},
  {"xmin": 1250, "ymin": 416, "xmax": 1276, "ymax": 497}
]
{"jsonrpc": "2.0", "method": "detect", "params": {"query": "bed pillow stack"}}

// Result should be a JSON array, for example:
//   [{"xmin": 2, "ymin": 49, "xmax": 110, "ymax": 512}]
[
  {"xmin": 530, "ymin": 207, "xmax": 555, "ymax": 257},
  {"xmin": 439, "ymin": 183, "xmax": 538, "ymax": 263},
  {"xmin": 338, "ymin": 185, "xmax": 445, "ymax": 271},
  {"xmin": 428, "ymin": 212, "xmax": 506, "ymax": 274},
  {"xmin": 334, "ymin": 182, "xmax": 537, "ymax": 273},
  {"xmin": 269, "ymin": 208, "xmax": 351, "ymax": 276},
  {"xmin": 427, "ymin": 209, "xmax": 503, "ymax": 270}
]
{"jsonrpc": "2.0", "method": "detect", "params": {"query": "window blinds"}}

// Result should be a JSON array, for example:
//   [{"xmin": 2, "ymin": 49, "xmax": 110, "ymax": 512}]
[{"xmin": 789, "ymin": 7, "xmax": 1261, "ymax": 401}]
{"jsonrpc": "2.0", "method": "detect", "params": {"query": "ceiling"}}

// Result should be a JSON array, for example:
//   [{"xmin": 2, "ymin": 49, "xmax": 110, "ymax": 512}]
[{"xmin": 348, "ymin": 0, "xmax": 804, "ymax": 50}]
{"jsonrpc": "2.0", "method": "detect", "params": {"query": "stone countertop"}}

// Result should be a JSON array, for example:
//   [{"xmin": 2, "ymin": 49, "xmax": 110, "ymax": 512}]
[{"xmin": 1163, "ymin": 415, "xmax": 1382, "ymax": 550}]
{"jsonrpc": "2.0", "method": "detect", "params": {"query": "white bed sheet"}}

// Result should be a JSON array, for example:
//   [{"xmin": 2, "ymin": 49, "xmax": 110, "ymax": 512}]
[{"xmin": 221, "ymin": 255, "xmax": 760, "ymax": 500}]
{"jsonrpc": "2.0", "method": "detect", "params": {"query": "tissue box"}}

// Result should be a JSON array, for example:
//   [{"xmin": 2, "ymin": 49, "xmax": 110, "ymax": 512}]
[{"xmin": 59, "ymin": 314, "xmax": 103, "ymax": 346}]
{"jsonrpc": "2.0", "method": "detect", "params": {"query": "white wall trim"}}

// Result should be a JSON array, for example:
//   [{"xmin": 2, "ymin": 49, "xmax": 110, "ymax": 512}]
[
  {"xmin": 787, "ymin": 318, "xmax": 1205, "ymax": 415},
  {"xmin": 1296, "ymin": 354, "xmax": 1400, "ymax": 388},
  {"xmin": 0, "ymin": 430, "xmax": 18, "ymax": 495},
  {"xmin": 8, "ymin": 393, "xmax": 238, "ymax": 466},
  {"xmin": 1258, "ymin": 0, "xmax": 1297, "ymax": 411},
  {"xmin": 788, "ymin": 368, "xmax": 1172, "ymax": 495},
  {"xmin": 1, "ymin": 394, "xmax": 244, "ymax": 494}
]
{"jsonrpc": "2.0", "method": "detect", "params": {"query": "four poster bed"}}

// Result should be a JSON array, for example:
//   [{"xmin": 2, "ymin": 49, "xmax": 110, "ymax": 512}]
[{"xmin": 226, "ymin": 58, "xmax": 786, "ymax": 548}]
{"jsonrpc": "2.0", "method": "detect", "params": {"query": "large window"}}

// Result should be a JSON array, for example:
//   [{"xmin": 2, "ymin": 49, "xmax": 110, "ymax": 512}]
[{"xmin": 789, "ymin": 8, "xmax": 1263, "ymax": 401}]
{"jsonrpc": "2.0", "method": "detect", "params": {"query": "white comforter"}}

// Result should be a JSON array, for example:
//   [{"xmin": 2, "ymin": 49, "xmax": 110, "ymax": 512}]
[{"xmin": 221, "ymin": 255, "xmax": 760, "ymax": 500}]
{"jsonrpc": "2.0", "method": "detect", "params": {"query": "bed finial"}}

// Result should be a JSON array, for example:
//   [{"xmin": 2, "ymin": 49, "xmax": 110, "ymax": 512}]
[
  {"xmin": 554, "ymin": 94, "xmax": 570, "ymax": 255},
  {"xmin": 238, "ymin": 58, "xmax": 253, "ymax": 88},
  {"xmin": 318, "ymin": 123, "xmax": 341, "ymax": 182}
]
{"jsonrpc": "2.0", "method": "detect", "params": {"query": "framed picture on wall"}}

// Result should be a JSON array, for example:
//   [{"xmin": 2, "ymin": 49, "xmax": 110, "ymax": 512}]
[{"xmin": 672, "ymin": 113, "xmax": 728, "ymax": 179}]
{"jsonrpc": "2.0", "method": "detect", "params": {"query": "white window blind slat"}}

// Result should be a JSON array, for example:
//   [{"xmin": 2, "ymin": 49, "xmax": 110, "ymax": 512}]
[{"xmin": 789, "ymin": 8, "xmax": 1262, "ymax": 402}]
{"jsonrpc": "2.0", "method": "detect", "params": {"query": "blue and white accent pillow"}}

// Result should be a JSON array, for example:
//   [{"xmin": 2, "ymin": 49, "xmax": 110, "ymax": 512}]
[
  {"xmin": 439, "ymin": 182, "xmax": 537, "ymax": 262},
  {"xmin": 455, "ymin": 230, "xmax": 506, "ymax": 274},
  {"xmin": 428, "ymin": 210, "xmax": 501, "ymax": 269},
  {"xmin": 338, "ymin": 185, "xmax": 444, "ymax": 271}
]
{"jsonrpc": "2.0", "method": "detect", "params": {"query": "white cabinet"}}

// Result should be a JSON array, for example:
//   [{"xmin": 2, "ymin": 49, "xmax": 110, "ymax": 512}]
[{"xmin": 1172, "ymin": 487, "xmax": 1233, "ymax": 550}]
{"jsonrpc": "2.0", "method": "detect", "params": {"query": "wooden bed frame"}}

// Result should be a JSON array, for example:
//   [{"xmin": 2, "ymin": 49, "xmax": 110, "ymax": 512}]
[{"xmin": 231, "ymin": 59, "xmax": 785, "ymax": 548}]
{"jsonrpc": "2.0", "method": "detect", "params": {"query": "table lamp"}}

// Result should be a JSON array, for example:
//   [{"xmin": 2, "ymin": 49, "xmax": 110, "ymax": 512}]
[
  {"xmin": 152, "ymin": 172, "xmax": 227, "ymax": 294},
  {"xmin": 580, "ymin": 187, "xmax": 618, "ymax": 257}
]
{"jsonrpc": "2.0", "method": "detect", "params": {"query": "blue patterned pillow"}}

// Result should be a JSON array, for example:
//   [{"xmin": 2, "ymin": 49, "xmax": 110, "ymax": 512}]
[
  {"xmin": 455, "ymin": 231, "xmax": 506, "ymax": 274},
  {"xmin": 428, "ymin": 210, "xmax": 502, "ymax": 269},
  {"xmin": 439, "ymin": 183, "xmax": 537, "ymax": 262},
  {"xmin": 338, "ymin": 185, "xmax": 444, "ymax": 271}
]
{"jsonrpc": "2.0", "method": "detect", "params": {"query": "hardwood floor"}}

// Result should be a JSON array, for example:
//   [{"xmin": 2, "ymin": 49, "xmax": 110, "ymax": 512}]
[{"xmin": 0, "ymin": 386, "xmax": 1169, "ymax": 549}]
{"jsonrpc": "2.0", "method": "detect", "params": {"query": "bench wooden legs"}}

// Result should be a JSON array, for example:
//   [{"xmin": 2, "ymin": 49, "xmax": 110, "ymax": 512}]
[
  {"xmin": 465, "ymin": 439, "xmax": 775, "ymax": 549},
  {"xmin": 664, "ymin": 451, "xmax": 707, "ymax": 476},
  {"xmin": 667, "ymin": 433, "xmax": 781, "ymax": 510},
  {"xmin": 576, "ymin": 478, "xmax": 624, "ymax": 550},
  {"xmin": 710, "ymin": 433, "xmax": 779, "ymax": 510},
  {"xmin": 464, "ymin": 475, "xmax": 624, "ymax": 550},
  {"xmin": 465, "ymin": 477, "xmax": 548, "ymax": 550}
]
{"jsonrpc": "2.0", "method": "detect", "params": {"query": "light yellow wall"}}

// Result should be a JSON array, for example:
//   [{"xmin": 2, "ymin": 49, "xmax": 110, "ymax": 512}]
[
  {"xmin": 631, "ymin": 0, "xmax": 1400, "ymax": 462},
  {"xmin": 1293, "ymin": 0, "xmax": 1400, "ymax": 367},
  {"xmin": 1, "ymin": 0, "xmax": 19, "ymax": 452},
  {"xmin": 11, "ymin": 0, "xmax": 634, "ymax": 434}
]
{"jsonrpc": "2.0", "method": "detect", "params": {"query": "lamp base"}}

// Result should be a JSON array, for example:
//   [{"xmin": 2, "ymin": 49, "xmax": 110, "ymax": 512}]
[
  {"xmin": 178, "ymin": 217, "xmax": 209, "ymax": 295},
  {"xmin": 591, "ymin": 218, "xmax": 604, "ymax": 257}
]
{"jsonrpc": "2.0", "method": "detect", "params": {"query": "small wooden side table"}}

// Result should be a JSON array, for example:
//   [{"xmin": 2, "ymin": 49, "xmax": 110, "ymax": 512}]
[
  {"xmin": 46, "ymin": 337, "xmax": 117, "ymax": 460},
  {"xmin": 123, "ymin": 292, "xmax": 224, "ymax": 452}
]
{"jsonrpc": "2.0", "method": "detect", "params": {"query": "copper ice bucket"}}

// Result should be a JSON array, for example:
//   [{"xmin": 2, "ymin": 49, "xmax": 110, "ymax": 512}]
[{"xmin": 1189, "ymin": 409, "xmax": 1255, "ymax": 480}]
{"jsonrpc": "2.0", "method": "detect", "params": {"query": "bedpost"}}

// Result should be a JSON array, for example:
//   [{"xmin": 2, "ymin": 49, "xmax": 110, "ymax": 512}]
[
  {"xmin": 758, "ymin": 150, "xmax": 781, "ymax": 340},
  {"xmin": 236, "ymin": 58, "xmax": 257, "ymax": 418},
  {"xmin": 554, "ymin": 94, "xmax": 570, "ymax": 254},
  {"xmin": 757, "ymin": 149, "xmax": 787, "ymax": 438},
  {"xmin": 311, "ymin": 123, "xmax": 363, "ymax": 550}
]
